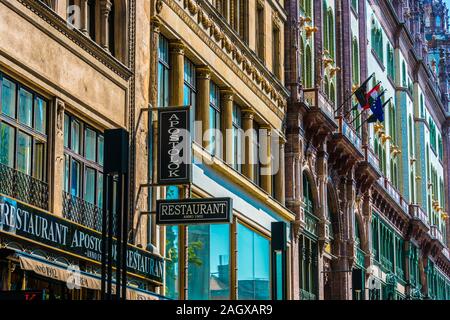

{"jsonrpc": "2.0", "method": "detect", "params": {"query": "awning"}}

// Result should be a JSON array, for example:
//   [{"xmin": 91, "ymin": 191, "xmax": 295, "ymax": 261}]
[
  {"xmin": 18, "ymin": 254, "xmax": 164, "ymax": 300},
  {"xmin": 19, "ymin": 255, "xmax": 101, "ymax": 291}
]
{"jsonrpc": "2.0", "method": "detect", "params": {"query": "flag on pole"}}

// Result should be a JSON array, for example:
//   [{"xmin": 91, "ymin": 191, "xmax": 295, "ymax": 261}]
[
  {"xmin": 363, "ymin": 83, "xmax": 382, "ymax": 110},
  {"xmin": 367, "ymin": 95, "xmax": 385, "ymax": 123},
  {"xmin": 354, "ymin": 74, "xmax": 375, "ymax": 108}
]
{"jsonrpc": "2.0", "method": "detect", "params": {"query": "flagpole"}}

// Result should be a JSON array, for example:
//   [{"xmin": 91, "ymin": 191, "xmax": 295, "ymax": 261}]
[{"xmin": 334, "ymin": 73, "xmax": 375, "ymax": 115}]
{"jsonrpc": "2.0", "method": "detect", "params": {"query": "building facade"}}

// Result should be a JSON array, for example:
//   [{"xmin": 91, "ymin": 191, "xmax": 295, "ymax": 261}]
[
  {"xmin": 1, "ymin": 0, "xmax": 450, "ymax": 301},
  {"xmin": 150, "ymin": 0, "xmax": 291, "ymax": 300},
  {"xmin": 0, "ymin": 0, "xmax": 164, "ymax": 300},
  {"xmin": 285, "ymin": 0, "xmax": 450, "ymax": 300}
]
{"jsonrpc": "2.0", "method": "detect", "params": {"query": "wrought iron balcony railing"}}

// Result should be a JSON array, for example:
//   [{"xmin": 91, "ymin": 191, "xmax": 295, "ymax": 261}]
[
  {"xmin": 409, "ymin": 204, "xmax": 429, "ymax": 228},
  {"xmin": 377, "ymin": 177, "xmax": 409, "ymax": 213},
  {"xmin": 339, "ymin": 117, "xmax": 362, "ymax": 151},
  {"xmin": 303, "ymin": 88, "xmax": 336, "ymax": 122},
  {"xmin": 62, "ymin": 192, "xmax": 103, "ymax": 232},
  {"xmin": 299, "ymin": 289, "xmax": 317, "ymax": 300},
  {"xmin": 0, "ymin": 163, "xmax": 49, "ymax": 210},
  {"xmin": 363, "ymin": 144, "xmax": 381, "ymax": 172},
  {"xmin": 429, "ymin": 225, "xmax": 444, "ymax": 245}
]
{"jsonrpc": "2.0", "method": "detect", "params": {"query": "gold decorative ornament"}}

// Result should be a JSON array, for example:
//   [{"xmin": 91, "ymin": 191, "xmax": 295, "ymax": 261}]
[
  {"xmin": 305, "ymin": 26, "xmax": 318, "ymax": 38},
  {"xmin": 299, "ymin": 16, "xmax": 312, "ymax": 27},
  {"xmin": 330, "ymin": 67, "xmax": 341, "ymax": 77}
]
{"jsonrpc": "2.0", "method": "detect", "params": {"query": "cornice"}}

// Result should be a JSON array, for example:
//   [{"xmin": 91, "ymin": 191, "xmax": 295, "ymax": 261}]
[{"xmin": 14, "ymin": 0, "xmax": 132, "ymax": 80}]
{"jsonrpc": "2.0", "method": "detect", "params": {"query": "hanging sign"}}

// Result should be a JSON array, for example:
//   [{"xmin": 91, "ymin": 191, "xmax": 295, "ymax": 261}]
[
  {"xmin": 157, "ymin": 106, "xmax": 192, "ymax": 185},
  {"xmin": 156, "ymin": 198, "xmax": 233, "ymax": 225}
]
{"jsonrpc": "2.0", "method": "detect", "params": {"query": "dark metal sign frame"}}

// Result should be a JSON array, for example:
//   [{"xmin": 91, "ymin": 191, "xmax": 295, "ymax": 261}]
[
  {"xmin": 156, "ymin": 198, "xmax": 233, "ymax": 225},
  {"xmin": 157, "ymin": 106, "xmax": 192, "ymax": 186}
]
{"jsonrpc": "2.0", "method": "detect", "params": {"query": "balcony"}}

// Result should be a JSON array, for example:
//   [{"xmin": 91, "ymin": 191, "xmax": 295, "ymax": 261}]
[
  {"xmin": 429, "ymin": 225, "xmax": 444, "ymax": 245},
  {"xmin": 62, "ymin": 192, "xmax": 103, "ymax": 232},
  {"xmin": 303, "ymin": 88, "xmax": 336, "ymax": 123},
  {"xmin": 409, "ymin": 204, "xmax": 429, "ymax": 230},
  {"xmin": 364, "ymin": 145, "xmax": 381, "ymax": 174},
  {"xmin": 304, "ymin": 212, "xmax": 319, "ymax": 237},
  {"xmin": 302, "ymin": 88, "xmax": 338, "ymax": 136},
  {"xmin": 377, "ymin": 177, "xmax": 409, "ymax": 213},
  {"xmin": 0, "ymin": 163, "xmax": 48, "ymax": 210},
  {"xmin": 340, "ymin": 117, "xmax": 362, "ymax": 151},
  {"xmin": 443, "ymin": 247, "xmax": 450, "ymax": 260}
]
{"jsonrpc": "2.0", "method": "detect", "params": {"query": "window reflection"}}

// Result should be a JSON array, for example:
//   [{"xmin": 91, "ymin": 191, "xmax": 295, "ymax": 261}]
[
  {"xmin": 188, "ymin": 224, "xmax": 230, "ymax": 300},
  {"xmin": 237, "ymin": 223, "xmax": 270, "ymax": 300}
]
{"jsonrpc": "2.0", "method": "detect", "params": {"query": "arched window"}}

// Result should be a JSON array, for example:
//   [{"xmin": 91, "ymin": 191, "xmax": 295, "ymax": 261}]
[
  {"xmin": 389, "ymin": 102, "xmax": 396, "ymax": 143},
  {"xmin": 305, "ymin": 45, "xmax": 313, "ymax": 87},
  {"xmin": 323, "ymin": 1, "xmax": 329, "ymax": 52},
  {"xmin": 327, "ymin": 10, "xmax": 335, "ymax": 59},
  {"xmin": 352, "ymin": 38, "xmax": 360, "ymax": 85},
  {"xmin": 387, "ymin": 44, "xmax": 395, "ymax": 80},
  {"xmin": 330, "ymin": 82, "xmax": 335, "ymax": 104},
  {"xmin": 436, "ymin": 16, "xmax": 442, "ymax": 28},
  {"xmin": 303, "ymin": 174, "xmax": 314, "ymax": 215},
  {"xmin": 409, "ymin": 116, "xmax": 414, "ymax": 156}
]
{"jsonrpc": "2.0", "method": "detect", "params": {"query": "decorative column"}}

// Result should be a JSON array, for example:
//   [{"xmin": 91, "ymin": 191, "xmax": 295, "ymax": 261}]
[
  {"xmin": 242, "ymin": 110, "xmax": 255, "ymax": 181},
  {"xmin": 99, "ymin": 0, "xmax": 112, "ymax": 51},
  {"xmin": 220, "ymin": 88, "xmax": 234, "ymax": 164},
  {"xmin": 275, "ymin": 135, "xmax": 286, "ymax": 205},
  {"xmin": 169, "ymin": 41, "xmax": 185, "ymax": 106},
  {"xmin": 52, "ymin": 99, "xmax": 65, "ymax": 217},
  {"xmin": 260, "ymin": 125, "xmax": 272, "ymax": 195},
  {"xmin": 196, "ymin": 67, "xmax": 211, "ymax": 147},
  {"xmin": 79, "ymin": 0, "xmax": 89, "ymax": 35}
]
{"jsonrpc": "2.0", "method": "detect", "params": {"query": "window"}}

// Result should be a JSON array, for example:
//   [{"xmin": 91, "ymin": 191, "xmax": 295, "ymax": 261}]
[
  {"xmin": 188, "ymin": 224, "xmax": 230, "ymax": 299},
  {"xmin": 184, "ymin": 58, "xmax": 196, "ymax": 138},
  {"xmin": 402, "ymin": 62, "xmax": 407, "ymax": 87},
  {"xmin": 371, "ymin": 18, "xmax": 384, "ymax": 63},
  {"xmin": 63, "ymin": 114, "xmax": 104, "ymax": 208},
  {"xmin": 165, "ymin": 190, "xmax": 180, "ymax": 300},
  {"xmin": 0, "ymin": 74, "xmax": 47, "ymax": 181},
  {"xmin": 272, "ymin": 23, "xmax": 281, "ymax": 79},
  {"xmin": 87, "ymin": 0, "xmax": 96, "ymax": 40},
  {"xmin": 256, "ymin": 3, "xmax": 265, "ymax": 61},
  {"xmin": 209, "ymin": 82, "xmax": 221, "ymax": 156},
  {"xmin": 237, "ymin": 223, "xmax": 270, "ymax": 300},
  {"xmin": 327, "ymin": 10, "xmax": 335, "ymax": 59},
  {"xmin": 352, "ymin": 38, "xmax": 360, "ymax": 85},
  {"xmin": 232, "ymin": 104, "xmax": 242, "ymax": 172},
  {"xmin": 304, "ymin": 44, "xmax": 313, "ymax": 87},
  {"xmin": 230, "ymin": 0, "xmax": 249, "ymax": 42},
  {"xmin": 158, "ymin": 36, "xmax": 170, "ymax": 107},
  {"xmin": 351, "ymin": 0, "xmax": 358, "ymax": 13},
  {"xmin": 387, "ymin": 44, "xmax": 395, "ymax": 80}
]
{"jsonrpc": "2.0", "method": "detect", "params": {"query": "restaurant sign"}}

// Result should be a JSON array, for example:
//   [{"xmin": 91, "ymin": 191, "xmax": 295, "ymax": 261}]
[
  {"xmin": 156, "ymin": 198, "xmax": 233, "ymax": 225},
  {"xmin": 157, "ymin": 106, "xmax": 191, "ymax": 185},
  {"xmin": 0, "ymin": 195, "xmax": 164, "ymax": 283}
]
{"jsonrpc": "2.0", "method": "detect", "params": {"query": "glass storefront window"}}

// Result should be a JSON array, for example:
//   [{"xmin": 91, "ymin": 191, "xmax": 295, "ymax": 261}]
[
  {"xmin": 237, "ymin": 223, "xmax": 270, "ymax": 300},
  {"xmin": 188, "ymin": 224, "xmax": 230, "ymax": 300},
  {"xmin": 165, "ymin": 225, "xmax": 179, "ymax": 300}
]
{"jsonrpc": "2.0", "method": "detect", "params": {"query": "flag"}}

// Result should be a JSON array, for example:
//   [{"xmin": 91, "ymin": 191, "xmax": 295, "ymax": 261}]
[
  {"xmin": 367, "ymin": 95, "xmax": 385, "ymax": 123},
  {"xmin": 364, "ymin": 83, "xmax": 382, "ymax": 110},
  {"xmin": 354, "ymin": 74, "xmax": 375, "ymax": 108}
]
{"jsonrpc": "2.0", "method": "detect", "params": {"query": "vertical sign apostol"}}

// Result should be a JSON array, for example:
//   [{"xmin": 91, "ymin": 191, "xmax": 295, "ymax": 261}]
[{"xmin": 157, "ymin": 106, "xmax": 192, "ymax": 185}]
